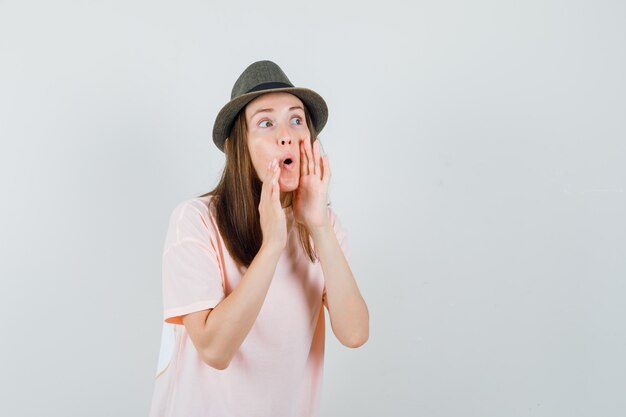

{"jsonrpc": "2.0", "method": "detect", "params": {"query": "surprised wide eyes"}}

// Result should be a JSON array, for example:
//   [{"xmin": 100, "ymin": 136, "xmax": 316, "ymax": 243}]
[{"xmin": 259, "ymin": 116, "xmax": 303, "ymax": 128}]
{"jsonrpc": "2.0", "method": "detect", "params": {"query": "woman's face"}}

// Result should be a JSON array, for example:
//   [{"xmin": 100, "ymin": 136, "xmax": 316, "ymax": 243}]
[{"xmin": 245, "ymin": 92, "xmax": 310, "ymax": 192}]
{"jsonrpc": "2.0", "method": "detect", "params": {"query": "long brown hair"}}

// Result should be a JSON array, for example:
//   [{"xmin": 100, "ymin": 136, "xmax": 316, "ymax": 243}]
[{"xmin": 198, "ymin": 103, "xmax": 320, "ymax": 268}]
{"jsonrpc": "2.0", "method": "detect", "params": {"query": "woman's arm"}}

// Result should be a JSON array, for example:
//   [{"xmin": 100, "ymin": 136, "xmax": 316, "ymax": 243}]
[
  {"xmin": 182, "ymin": 244, "xmax": 282, "ymax": 370},
  {"xmin": 310, "ymin": 224, "xmax": 369, "ymax": 348}
]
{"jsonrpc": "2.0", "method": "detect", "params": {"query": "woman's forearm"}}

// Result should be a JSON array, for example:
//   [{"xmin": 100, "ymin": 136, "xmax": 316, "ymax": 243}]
[
  {"xmin": 202, "ymin": 244, "xmax": 282, "ymax": 369},
  {"xmin": 310, "ymin": 224, "xmax": 369, "ymax": 348}
]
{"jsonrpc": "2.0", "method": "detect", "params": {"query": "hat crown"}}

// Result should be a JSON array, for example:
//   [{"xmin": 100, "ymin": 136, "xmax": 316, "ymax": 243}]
[
  {"xmin": 231, "ymin": 60, "xmax": 295, "ymax": 100},
  {"xmin": 212, "ymin": 59, "xmax": 328, "ymax": 153}
]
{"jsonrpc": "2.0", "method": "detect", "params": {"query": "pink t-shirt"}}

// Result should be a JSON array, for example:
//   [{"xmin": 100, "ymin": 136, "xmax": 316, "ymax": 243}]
[{"xmin": 149, "ymin": 195, "xmax": 351, "ymax": 417}]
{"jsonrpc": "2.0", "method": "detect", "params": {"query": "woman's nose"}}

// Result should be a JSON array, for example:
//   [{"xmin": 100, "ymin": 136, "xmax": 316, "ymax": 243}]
[{"xmin": 277, "ymin": 125, "xmax": 294, "ymax": 146}]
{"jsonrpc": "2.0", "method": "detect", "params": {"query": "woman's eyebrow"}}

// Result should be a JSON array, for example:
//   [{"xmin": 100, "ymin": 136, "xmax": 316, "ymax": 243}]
[{"xmin": 251, "ymin": 106, "xmax": 304, "ymax": 119}]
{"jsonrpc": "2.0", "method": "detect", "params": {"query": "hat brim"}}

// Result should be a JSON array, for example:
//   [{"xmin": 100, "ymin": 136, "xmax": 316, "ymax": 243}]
[{"xmin": 212, "ymin": 87, "xmax": 328, "ymax": 153}]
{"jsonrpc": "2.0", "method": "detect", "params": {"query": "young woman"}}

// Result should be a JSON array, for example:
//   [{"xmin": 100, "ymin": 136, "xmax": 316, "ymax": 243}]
[{"xmin": 149, "ymin": 60, "xmax": 369, "ymax": 417}]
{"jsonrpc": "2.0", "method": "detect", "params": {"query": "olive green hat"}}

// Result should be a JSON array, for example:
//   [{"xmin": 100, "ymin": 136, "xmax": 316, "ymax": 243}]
[{"xmin": 212, "ymin": 60, "xmax": 329, "ymax": 152}]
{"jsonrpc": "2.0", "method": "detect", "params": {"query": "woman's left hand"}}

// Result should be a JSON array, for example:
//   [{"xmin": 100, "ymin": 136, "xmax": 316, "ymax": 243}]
[{"xmin": 293, "ymin": 138, "xmax": 331, "ymax": 230}]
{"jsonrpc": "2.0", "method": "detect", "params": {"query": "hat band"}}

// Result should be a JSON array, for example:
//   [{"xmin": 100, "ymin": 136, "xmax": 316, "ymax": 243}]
[{"xmin": 245, "ymin": 81, "xmax": 293, "ymax": 94}]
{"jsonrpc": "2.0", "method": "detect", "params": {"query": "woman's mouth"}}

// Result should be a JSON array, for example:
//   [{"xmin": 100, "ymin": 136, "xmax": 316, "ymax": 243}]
[{"xmin": 281, "ymin": 158, "xmax": 296, "ymax": 171}]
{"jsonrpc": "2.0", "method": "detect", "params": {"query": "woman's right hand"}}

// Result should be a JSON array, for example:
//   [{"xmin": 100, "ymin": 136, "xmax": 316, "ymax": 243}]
[{"xmin": 259, "ymin": 158, "xmax": 287, "ymax": 253}]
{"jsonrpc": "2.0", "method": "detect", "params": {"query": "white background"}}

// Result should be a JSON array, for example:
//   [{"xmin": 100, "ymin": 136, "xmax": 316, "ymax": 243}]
[{"xmin": 1, "ymin": 0, "xmax": 625, "ymax": 416}]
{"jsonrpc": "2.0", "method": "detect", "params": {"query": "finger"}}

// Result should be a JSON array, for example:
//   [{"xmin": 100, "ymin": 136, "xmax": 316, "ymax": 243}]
[
  {"xmin": 261, "ymin": 159, "xmax": 272, "ymax": 202},
  {"xmin": 265, "ymin": 159, "xmax": 277, "ymax": 182},
  {"xmin": 305, "ymin": 138, "xmax": 314, "ymax": 175},
  {"xmin": 322, "ymin": 155, "xmax": 331, "ymax": 183},
  {"xmin": 271, "ymin": 164, "xmax": 280, "ymax": 202},
  {"xmin": 263, "ymin": 159, "xmax": 276, "ymax": 198},
  {"xmin": 312, "ymin": 140, "xmax": 320, "ymax": 176},
  {"xmin": 300, "ymin": 139, "xmax": 307, "ymax": 176}
]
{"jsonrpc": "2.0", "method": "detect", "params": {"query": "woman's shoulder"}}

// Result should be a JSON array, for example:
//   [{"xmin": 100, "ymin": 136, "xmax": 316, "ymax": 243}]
[
  {"xmin": 166, "ymin": 195, "xmax": 218, "ymax": 234},
  {"xmin": 170, "ymin": 194, "xmax": 215, "ymax": 216}
]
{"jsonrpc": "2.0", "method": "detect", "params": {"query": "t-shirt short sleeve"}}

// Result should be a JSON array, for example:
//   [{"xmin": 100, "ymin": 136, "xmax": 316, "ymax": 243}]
[
  {"xmin": 161, "ymin": 200, "xmax": 226, "ymax": 325},
  {"xmin": 323, "ymin": 206, "xmax": 352, "ymax": 300}
]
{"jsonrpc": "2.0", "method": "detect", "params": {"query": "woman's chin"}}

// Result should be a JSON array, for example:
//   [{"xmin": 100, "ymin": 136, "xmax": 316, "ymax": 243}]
[{"xmin": 279, "ymin": 177, "xmax": 299, "ymax": 192}]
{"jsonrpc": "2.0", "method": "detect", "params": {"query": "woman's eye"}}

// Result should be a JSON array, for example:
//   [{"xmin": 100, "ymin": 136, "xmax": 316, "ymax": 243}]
[
  {"xmin": 259, "ymin": 120, "xmax": 272, "ymax": 128},
  {"xmin": 291, "ymin": 116, "xmax": 303, "ymax": 125}
]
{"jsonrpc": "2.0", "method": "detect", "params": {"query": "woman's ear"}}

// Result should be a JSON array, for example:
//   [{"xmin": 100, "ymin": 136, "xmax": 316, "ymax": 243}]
[{"xmin": 224, "ymin": 137, "xmax": 230, "ymax": 153}]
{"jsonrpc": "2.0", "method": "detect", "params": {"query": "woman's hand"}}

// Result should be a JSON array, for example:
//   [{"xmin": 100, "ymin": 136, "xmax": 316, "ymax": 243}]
[
  {"xmin": 293, "ymin": 138, "xmax": 332, "ymax": 231},
  {"xmin": 259, "ymin": 158, "xmax": 287, "ymax": 253}
]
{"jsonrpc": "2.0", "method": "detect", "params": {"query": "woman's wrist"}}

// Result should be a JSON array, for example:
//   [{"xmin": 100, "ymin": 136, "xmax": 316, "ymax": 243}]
[
  {"xmin": 259, "ymin": 242, "xmax": 284, "ymax": 259},
  {"xmin": 307, "ymin": 222, "xmax": 333, "ymax": 241}
]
